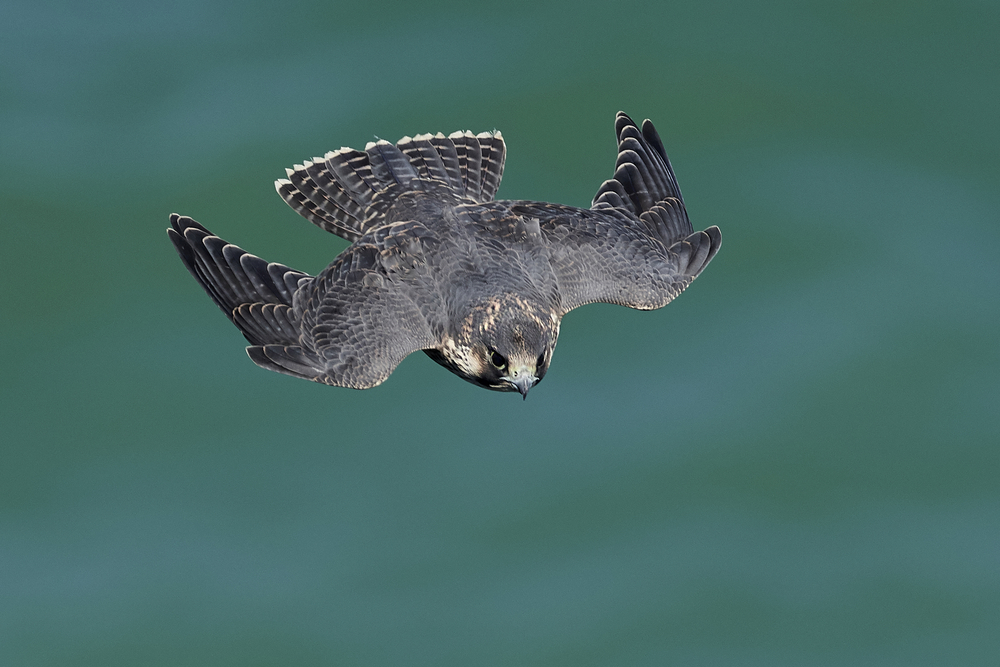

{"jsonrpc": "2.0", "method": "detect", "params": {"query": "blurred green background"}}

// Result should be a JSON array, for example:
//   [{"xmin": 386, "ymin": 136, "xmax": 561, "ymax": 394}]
[{"xmin": 2, "ymin": 0, "xmax": 998, "ymax": 664}]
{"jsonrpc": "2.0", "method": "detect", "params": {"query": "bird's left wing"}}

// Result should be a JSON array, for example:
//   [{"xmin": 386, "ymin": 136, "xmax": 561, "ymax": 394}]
[
  {"xmin": 520, "ymin": 111, "xmax": 720, "ymax": 315},
  {"xmin": 521, "ymin": 203, "xmax": 720, "ymax": 315}
]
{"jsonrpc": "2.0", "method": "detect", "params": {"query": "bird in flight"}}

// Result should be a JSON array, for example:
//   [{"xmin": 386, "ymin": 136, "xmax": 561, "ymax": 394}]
[{"xmin": 168, "ymin": 111, "xmax": 721, "ymax": 398}]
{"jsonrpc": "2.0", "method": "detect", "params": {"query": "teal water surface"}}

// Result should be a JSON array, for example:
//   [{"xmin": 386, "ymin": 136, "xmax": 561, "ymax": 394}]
[{"xmin": 2, "ymin": 1, "xmax": 998, "ymax": 665}]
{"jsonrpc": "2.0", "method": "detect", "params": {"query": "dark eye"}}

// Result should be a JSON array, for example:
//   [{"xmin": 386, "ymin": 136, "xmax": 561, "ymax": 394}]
[
  {"xmin": 489, "ymin": 349, "xmax": 507, "ymax": 370},
  {"xmin": 536, "ymin": 353, "xmax": 545, "ymax": 368}
]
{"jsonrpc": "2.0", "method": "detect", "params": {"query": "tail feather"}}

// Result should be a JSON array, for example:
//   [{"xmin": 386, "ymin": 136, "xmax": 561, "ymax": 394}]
[
  {"xmin": 477, "ymin": 131, "xmax": 505, "ymax": 202},
  {"xmin": 366, "ymin": 140, "xmax": 419, "ymax": 187},
  {"xmin": 276, "ymin": 130, "xmax": 505, "ymax": 243},
  {"xmin": 274, "ymin": 178, "xmax": 338, "ymax": 236},
  {"xmin": 277, "ymin": 158, "xmax": 366, "ymax": 240},
  {"xmin": 325, "ymin": 147, "xmax": 380, "ymax": 201},
  {"xmin": 398, "ymin": 133, "xmax": 460, "ymax": 191},
  {"xmin": 167, "ymin": 214, "xmax": 310, "ymax": 346},
  {"xmin": 454, "ymin": 131, "xmax": 483, "ymax": 199}
]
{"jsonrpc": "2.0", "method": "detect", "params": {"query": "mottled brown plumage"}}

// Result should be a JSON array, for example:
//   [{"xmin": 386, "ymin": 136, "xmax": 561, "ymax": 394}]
[{"xmin": 168, "ymin": 112, "xmax": 721, "ymax": 397}]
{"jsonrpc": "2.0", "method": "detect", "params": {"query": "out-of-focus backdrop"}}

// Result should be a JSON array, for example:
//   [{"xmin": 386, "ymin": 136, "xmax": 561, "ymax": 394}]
[{"xmin": 2, "ymin": 1, "xmax": 998, "ymax": 665}]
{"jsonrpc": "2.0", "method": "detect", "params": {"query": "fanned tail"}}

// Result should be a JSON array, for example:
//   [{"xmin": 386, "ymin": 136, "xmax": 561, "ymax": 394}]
[{"xmin": 276, "ymin": 130, "xmax": 505, "ymax": 242}]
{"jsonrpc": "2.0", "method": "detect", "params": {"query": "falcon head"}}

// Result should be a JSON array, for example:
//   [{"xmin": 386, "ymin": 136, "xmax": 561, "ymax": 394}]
[{"xmin": 426, "ymin": 293, "xmax": 559, "ymax": 399}]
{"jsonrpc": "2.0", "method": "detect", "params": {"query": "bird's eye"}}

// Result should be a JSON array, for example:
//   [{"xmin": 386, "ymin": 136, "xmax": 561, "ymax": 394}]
[
  {"xmin": 536, "ymin": 353, "xmax": 545, "ymax": 368},
  {"xmin": 489, "ymin": 349, "xmax": 507, "ymax": 370}
]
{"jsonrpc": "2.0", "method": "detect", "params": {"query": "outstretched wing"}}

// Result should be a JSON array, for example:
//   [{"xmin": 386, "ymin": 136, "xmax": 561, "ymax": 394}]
[
  {"xmin": 251, "ymin": 221, "xmax": 446, "ymax": 389},
  {"xmin": 535, "ymin": 206, "xmax": 720, "ymax": 313},
  {"xmin": 168, "ymin": 214, "xmax": 312, "ymax": 347},
  {"xmin": 526, "ymin": 111, "xmax": 720, "ymax": 314},
  {"xmin": 592, "ymin": 111, "xmax": 688, "ymax": 233}
]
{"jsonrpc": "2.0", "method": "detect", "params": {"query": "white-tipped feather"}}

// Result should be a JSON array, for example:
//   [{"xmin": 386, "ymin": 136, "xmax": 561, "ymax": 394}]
[{"xmin": 275, "ymin": 127, "xmax": 507, "ymax": 242}]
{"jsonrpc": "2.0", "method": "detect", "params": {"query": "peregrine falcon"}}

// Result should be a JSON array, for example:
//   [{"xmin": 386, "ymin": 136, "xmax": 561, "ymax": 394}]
[{"xmin": 168, "ymin": 111, "xmax": 721, "ymax": 398}]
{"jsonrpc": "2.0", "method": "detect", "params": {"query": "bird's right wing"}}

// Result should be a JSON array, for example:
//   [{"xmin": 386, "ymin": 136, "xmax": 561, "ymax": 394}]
[{"xmin": 251, "ymin": 220, "xmax": 448, "ymax": 389}]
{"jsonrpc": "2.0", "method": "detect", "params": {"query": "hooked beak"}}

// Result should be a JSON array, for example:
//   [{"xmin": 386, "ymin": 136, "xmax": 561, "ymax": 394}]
[{"xmin": 504, "ymin": 371, "xmax": 538, "ymax": 400}]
